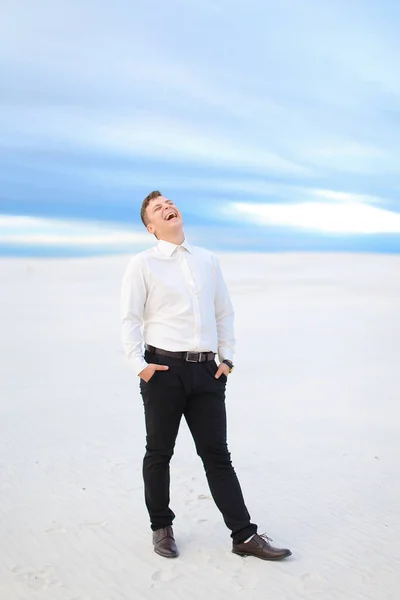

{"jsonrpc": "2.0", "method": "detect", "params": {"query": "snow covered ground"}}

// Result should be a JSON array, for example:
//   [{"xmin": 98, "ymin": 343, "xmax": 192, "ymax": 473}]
[{"xmin": 1, "ymin": 252, "xmax": 399, "ymax": 600}]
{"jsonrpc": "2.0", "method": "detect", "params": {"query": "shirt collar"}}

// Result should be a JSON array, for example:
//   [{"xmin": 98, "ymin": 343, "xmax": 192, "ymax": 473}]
[{"xmin": 157, "ymin": 239, "xmax": 192, "ymax": 257}]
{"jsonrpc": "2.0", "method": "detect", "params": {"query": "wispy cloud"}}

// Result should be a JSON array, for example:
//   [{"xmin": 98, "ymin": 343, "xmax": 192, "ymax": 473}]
[
  {"xmin": 0, "ymin": 216, "xmax": 151, "ymax": 248},
  {"xmin": 310, "ymin": 189, "xmax": 384, "ymax": 205},
  {"xmin": 228, "ymin": 199, "xmax": 400, "ymax": 234},
  {"xmin": 1, "ymin": 108, "xmax": 311, "ymax": 176}
]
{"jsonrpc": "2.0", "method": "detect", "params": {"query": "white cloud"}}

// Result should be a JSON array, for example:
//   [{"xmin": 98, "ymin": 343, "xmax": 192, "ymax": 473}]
[
  {"xmin": 310, "ymin": 189, "xmax": 384, "ymax": 205},
  {"xmin": 0, "ymin": 107, "xmax": 311, "ymax": 176},
  {"xmin": 0, "ymin": 215, "xmax": 151, "ymax": 248},
  {"xmin": 229, "ymin": 201, "xmax": 400, "ymax": 234}
]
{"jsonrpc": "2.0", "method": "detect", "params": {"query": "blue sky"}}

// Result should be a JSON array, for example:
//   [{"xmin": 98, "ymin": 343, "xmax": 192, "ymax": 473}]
[{"xmin": 2, "ymin": 0, "xmax": 400, "ymax": 256}]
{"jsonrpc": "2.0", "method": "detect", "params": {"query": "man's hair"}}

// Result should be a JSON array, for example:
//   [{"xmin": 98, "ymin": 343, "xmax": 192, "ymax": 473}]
[{"xmin": 141, "ymin": 190, "xmax": 162, "ymax": 226}]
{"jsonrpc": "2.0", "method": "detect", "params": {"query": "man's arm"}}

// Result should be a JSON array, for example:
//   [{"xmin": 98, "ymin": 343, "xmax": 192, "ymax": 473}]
[
  {"xmin": 213, "ymin": 254, "xmax": 235, "ymax": 363},
  {"xmin": 120, "ymin": 257, "xmax": 149, "ymax": 376}
]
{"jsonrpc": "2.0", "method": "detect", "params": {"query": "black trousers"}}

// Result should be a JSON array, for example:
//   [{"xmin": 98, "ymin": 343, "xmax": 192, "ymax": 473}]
[{"xmin": 139, "ymin": 350, "xmax": 257, "ymax": 545}]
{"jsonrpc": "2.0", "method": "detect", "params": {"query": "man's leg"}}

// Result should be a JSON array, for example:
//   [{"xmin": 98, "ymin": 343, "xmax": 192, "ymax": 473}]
[
  {"xmin": 140, "ymin": 358, "xmax": 186, "ymax": 531},
  {"xmin": 184, "ymin": 361, "xmax": 258, "ymax": 544}
]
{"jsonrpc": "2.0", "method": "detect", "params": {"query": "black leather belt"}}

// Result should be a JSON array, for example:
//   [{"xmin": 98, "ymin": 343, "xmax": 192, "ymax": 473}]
[{"xmin": 145, "ymin": 344, "xmax": 215, "ymax": 363}]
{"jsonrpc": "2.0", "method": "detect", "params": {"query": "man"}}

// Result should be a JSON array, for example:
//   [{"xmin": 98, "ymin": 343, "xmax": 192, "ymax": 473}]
[{"xmin": 120, "ymin": 191, "xmax": 291, "ymax": 561}]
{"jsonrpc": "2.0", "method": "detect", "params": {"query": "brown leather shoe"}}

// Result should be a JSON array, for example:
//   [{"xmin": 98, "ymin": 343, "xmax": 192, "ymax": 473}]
[
  {"xmin": 232, "ymin": 533, "xmax": 291, "ymax": 561},
  {"xmin": 153, "ymin": 526, "xmax": 179, "ymax": 558}
]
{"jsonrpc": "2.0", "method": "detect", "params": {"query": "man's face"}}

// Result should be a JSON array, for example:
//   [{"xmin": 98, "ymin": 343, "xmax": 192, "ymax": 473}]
[{"xmin": 146, "ymin": 196, "xmax": 183, "ymax": 237}]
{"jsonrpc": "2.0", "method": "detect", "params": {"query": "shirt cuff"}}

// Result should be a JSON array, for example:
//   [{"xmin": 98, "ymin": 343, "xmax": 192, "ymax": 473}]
[
  {"xmin": 218, "ymin": 346, "xmax": 234, "ymax": 364},
  {"xmin": 130, "ymin": 356, "xmax": 148, "ymax": 376}
]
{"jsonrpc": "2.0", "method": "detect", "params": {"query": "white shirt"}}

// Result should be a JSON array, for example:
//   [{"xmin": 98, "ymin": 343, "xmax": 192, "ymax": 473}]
[{"xmin": 120, "ymin": 239, "xmax": 235, "ymax": 375}]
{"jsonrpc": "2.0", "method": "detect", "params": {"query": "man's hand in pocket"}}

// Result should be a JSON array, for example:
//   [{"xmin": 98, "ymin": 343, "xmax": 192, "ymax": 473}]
[
  {"xmin": 215, "ymin": 362, "xmax": 230, "ymax": 379},
  {"xmin": 139, "ymin": 363, "xmax": 169, "ymax": 383}
]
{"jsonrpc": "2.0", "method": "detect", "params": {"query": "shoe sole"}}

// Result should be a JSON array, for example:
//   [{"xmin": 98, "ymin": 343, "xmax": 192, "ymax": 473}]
[
  {"xmin": 232, "ymin": 549, "xmax": 292, "ymax": 561},
  {"xmin": 154, "ymin": 547, "xmax": 179, "ymax": 559},
  {"xmin": 154, "ymin": 551, "xmax": 179, "ymax": 558}
]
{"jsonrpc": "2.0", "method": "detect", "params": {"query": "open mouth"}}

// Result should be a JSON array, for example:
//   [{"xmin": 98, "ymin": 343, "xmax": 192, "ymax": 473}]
[{"xmin": 165, "ymin": 210, "xmax": 178, "ymax": 221}]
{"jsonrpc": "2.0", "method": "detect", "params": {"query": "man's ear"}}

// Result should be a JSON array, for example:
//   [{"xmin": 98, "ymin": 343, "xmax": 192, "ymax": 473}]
[{"xmin": 147, "ymin": 224, "xmax": 154, "ymax": 235}]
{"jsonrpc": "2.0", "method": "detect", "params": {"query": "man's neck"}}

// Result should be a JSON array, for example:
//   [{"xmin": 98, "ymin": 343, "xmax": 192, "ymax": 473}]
[{"xmin": 159, "ymin": 231, "xmax": 185, "ymax": 246}]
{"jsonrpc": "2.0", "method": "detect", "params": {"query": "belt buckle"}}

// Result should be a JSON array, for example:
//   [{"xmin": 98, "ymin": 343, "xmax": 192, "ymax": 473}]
[{"xmin": 186, "ymin": 352, "xmax": 199, "ymax": 362}]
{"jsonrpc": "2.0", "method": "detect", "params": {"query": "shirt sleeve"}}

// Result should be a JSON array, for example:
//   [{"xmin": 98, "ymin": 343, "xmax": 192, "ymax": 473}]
[
  {"xmin": 120, "ymin": 257, "xmax": 148, "ymax": 376},
  {"xmin": 213, "ymin": 254, "xmax": 235, "ymax": 363}
]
